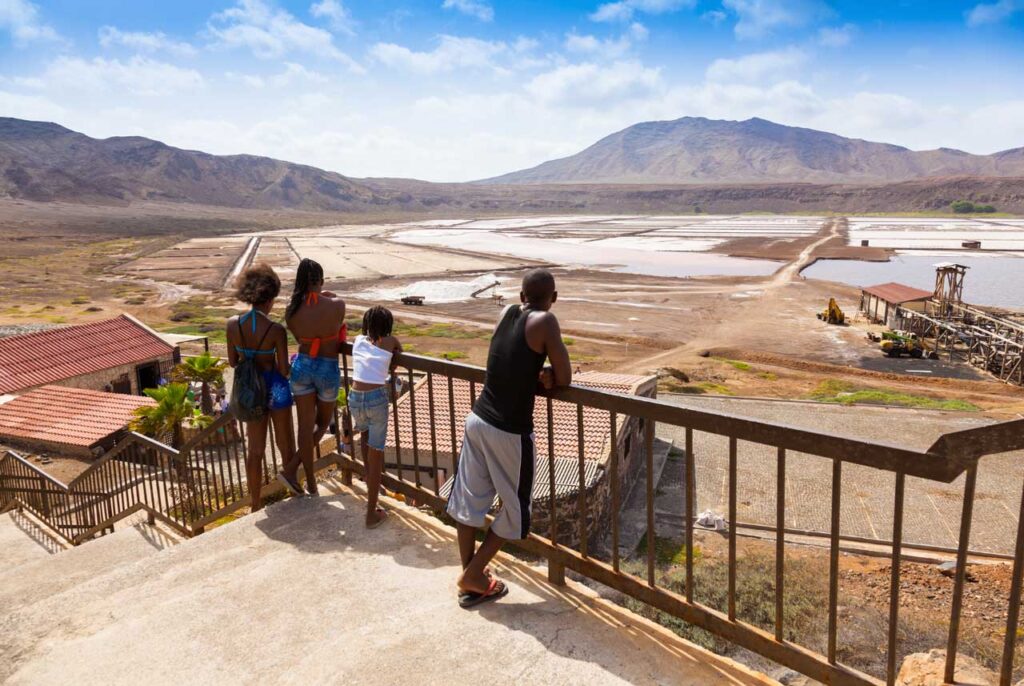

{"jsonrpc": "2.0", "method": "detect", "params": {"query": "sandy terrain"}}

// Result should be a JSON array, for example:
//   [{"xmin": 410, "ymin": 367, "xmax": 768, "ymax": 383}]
[{"xmin": 116, "ymin": 236, "xmax": 252, "ymax": 289}]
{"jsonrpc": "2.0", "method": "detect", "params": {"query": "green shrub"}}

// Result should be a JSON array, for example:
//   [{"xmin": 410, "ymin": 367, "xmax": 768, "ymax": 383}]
[
  {"xmin": 951, "ymin": 200, "xmax": 997, "ymax": 214},
  {"xmin": 715, "ymin": 357, "xmax": 751, "ymax": 372},
  {"xmin": 807, "ymin": 380, "xmax": 978, "ymax": 411}
]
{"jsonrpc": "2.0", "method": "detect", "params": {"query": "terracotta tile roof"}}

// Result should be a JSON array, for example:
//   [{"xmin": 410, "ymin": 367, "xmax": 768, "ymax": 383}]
[
  {"xmin": 0, "ymin": 315, "xmax": 174, "ymax": 394},
  {"xmin": 386, "ymin": 371, "xmax": 654, "ymax": 464},
  {"xmin": 0, "ymin": 385, "xmax": 155, "ymax": 450},
  {"xmin": 862, "ymin": 282, "xmax": 933, "ymax": 305}
]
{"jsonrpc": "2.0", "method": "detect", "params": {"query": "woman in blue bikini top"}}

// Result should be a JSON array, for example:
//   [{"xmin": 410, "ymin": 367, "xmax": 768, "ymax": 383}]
[{"xmin": 225, "ymin": 263, "xmax": 296, "ymax": 511}]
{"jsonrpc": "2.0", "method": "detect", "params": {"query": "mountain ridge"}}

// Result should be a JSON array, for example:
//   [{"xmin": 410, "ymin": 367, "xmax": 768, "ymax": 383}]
[
  {"xmin": 0, "ymin": 117, "xmax": 384, "ymax": 210},
  {"xmin": 2, "ymin": 116, "xmax": 1024, "ymax": 214},
  {"xmin": 481, "ymin": 116, "xmax": 1024, "ymax": 185}
]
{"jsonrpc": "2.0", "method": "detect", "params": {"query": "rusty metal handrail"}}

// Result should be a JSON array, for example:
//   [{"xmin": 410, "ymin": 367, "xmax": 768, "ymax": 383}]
[{"xmin": 335, "ymin": 342, "xmax": 1024, "ymax": 686}]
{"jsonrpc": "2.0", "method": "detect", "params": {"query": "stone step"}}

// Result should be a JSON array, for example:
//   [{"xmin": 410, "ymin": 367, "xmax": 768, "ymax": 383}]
[
  {"xmin": 0, "ymin": 510, "xmax": 67, "ymax": 572},
  {"xmin": 0, "ymin": 516, "xmax": 181, "ymax": 617},
  {"xmin": 2, "ymin": 483, "xmax": 777, "ymax": 686}
]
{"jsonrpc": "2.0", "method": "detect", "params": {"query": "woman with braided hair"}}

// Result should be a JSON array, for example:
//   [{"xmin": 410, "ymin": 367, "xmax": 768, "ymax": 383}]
[{"xmin": 278, "ymin": 258, "xmax": 346, "ymax": 497}]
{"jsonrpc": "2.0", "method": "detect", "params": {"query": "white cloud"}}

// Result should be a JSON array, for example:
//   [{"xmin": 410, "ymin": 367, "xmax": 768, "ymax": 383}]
[
  {"xmin": 98, "ymin": 26, "xmax": 197, "ymax": 57},
  {"xmin": 370, "ymin": 35, "xmax": 510, "ymax": 74},
  {"xmin": 231, "ymin": 62, "xmax": 329, "ymax": 88},
  {"xmin": 629, "ymin": 21, "xmax": 650, "ymax": 40},
  {"xmin": 0, "ymin": 0, "xmax": 61, "ymax": 44},
  {"xmin": 0, "ymin": 89, "xmax": 66, "ymax": 121},
  {"xmin": 590, "ymin": 0, "xmax": 695, "ymax": 23},
  {"xmin": 565, "ymin": 22, "xmax": 647, "ymax": 57},
  {"xmin": 527, "ymin": 60, "xmax": 662, "ymax": 106},
  {"xmin": 817, "ymin": 23, "xmax": 855, "ymax": 47},
  {"xmin": 208, "ymin": 0, "xmax": 362, "ymax": 72},
  {"xmin": 442, "ymin": 0, "xmax": 494, "ymax": 22},
  {"xmin": 701, "ymin": 9, "xmax": 727, "ymax": 25},
  {"xmin": 310, "ymin": 0, "xmax": 355, "ymax": 35},
  {"xmin": 512, "ymin": 36, "xmax": 539, "ymax": 53},
  {"xmin": 722, "ymin": 0, "xmax": 829, "ymax": 39},
  {"xmin": 966, "ymin": 0, "xmax": 1022, "ymax": 26},
  {"xmin": 706, "ymin": 47, "xmax": 805, "ymax": 82},
  {"xmin": 40, "ymin": 56, "xmax": 205, "ymax": 96},
  {"xmin": 565, "ymin": 33, "xmax": 601, "ymax": 52}
]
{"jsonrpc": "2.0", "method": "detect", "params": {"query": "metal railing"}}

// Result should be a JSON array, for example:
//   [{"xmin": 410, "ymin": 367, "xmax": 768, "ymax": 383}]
[
  {"xmin": 4, "ymin": 344, "xmax": 1023, "ymax": 685},
  {"xmin": 332, "ymin": 343, "xmax": 1024, "ymax": 686},
  {"xmin": 0, "ymin": 412, "xmax": 336, "ymax": 544},
  {"xmin": 0, "ymin": 433, "xmax": 192, "ymax": 543}
]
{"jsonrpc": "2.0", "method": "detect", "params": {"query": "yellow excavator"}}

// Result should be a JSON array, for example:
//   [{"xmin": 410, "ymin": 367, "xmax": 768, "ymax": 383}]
[{"xmin": 817, "ymin": 298, "xmax": 845, "ymax": 325}]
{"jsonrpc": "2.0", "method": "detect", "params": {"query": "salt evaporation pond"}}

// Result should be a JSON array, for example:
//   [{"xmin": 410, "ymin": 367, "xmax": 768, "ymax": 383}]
[
  {"xmin": 392, "ymin": 229, "xmax": 782, "ymax": 278},
  {"xmin": 803, "ymin": 253, "xmax": 1024, "ymax": 310},
  {"xmin": 846, "ymin": 217, "xmax": 1024, "ymax": 250},
  {"xmin": 358, "ymin": 273, "xmax": 508, "ymax": 303}
]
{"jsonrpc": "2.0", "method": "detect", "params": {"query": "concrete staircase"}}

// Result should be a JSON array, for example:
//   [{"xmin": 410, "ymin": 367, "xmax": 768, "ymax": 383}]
[
  {"xmin": 1, "ymin": 480, "xmax": 777, "ymax": 686},
  {"xmin": 0, "ymin": 511, "xmax": 66, "ymax": 570}
]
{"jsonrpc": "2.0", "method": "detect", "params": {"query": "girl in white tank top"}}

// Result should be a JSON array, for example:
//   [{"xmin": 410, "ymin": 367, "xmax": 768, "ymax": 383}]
[{"xmin": 349, "ymin": 306, "xmax": 402, "ymax": 529}]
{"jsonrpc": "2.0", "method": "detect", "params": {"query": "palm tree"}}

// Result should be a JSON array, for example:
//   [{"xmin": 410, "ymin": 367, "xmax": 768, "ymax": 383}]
[
  {"xmin": 171, "ymin": 352, "xmax": 227, "ymax": 415},
  {"xmin": 130, "ymin": 383, "xmax": 213, "ymax": 519},
  {"xmin": 131, "ymin": 383, "xmax": 205, "ymax": 449}
]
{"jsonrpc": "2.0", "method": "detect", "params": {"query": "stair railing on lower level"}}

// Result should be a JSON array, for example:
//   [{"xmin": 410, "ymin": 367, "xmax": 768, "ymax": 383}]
[{"xmin": 0, "ymin": 411, "xmax": 339, "ymax": 545}]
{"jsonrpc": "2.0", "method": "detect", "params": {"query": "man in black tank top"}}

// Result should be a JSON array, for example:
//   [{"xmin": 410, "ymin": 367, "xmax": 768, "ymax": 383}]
[{"xmin": 446, "ymin": 269, "xmax": 572, "ymax": 607}]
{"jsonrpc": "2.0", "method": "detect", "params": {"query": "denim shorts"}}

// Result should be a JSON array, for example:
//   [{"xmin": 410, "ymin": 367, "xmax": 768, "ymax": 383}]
[
  {"xmin": 289, "ymin": 353, "xmax": 341, "ymax": 403},
  {"xmin": 263, "ymin": 368, "xmax": 294, "ymax": 411},
  {"xmin": 348, "ymin": 386, "xmax": 390, "ymax": 451}
]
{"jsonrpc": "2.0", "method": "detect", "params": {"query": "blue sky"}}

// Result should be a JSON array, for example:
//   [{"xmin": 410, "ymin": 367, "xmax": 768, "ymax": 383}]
[{"xmin": 2, "ymin": 0, "xmax": 1024, "ymax": 181}]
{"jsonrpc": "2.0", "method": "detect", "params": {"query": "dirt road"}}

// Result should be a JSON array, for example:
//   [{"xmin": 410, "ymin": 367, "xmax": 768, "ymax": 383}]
[
  {"xmin": 767, "ymin": 218, "xmax": 839, "ymax": 288},
  {"xmin": 625, "ymin": 218, "xmax": 841, "ymax": 371}
]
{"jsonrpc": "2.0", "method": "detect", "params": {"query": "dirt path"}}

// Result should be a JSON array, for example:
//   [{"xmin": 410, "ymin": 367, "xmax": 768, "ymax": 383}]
[
  {"xmin": 767, "ymin": 217, "xmax": 839, "ymax": 288},
  {"xmin": 624, "ymin": 219, "xmax": 839, "ymax": 371}
]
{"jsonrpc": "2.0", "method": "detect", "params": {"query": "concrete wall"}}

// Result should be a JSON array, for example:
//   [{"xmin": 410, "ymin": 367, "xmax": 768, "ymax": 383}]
[
  {"xmin": 530, "ymin": 413, "xmax": 649, "ymax": 550},
  {"xmin": 17, "ymin": 354, "xmax": 175, "ymax": 396},
  {"xmin": 861, "ymin": 293, "xmax": 929, "ymax": 328}
]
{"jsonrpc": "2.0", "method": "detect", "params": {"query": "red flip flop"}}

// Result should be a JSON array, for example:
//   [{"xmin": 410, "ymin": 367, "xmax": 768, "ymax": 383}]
[{"xmin": 459, "ymin": 578, "xmax": 509, "ymax": 609}]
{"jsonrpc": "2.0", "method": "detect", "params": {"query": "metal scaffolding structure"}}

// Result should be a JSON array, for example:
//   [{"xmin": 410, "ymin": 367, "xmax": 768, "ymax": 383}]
[{"xmin": 895, "ymin": 300, "xmax": 1024, "ymax": 386}]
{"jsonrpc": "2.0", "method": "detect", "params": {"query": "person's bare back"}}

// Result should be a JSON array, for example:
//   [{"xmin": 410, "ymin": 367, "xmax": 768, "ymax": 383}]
[{"xmin": 287, "ymin": 292, "xmax": 346, "ymax": 358}]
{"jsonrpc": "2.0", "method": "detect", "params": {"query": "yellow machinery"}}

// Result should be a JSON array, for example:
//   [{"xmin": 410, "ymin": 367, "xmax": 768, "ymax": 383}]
[
  {"xmin": 879, "ymin": 331, "xmax": 938, "ymax": 359},
  {"xmin": 817, "ymin": 298, "xmax": 845, "ymax": 325}
]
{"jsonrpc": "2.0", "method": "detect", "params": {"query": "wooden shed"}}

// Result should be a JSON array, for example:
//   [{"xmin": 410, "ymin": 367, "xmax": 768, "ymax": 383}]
[{"xmin": 860, "ymin": 283, "xmax": 933, "ymax": 328}]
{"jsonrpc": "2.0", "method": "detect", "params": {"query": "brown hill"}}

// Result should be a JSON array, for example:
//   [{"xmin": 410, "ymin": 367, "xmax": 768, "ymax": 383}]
[
  {"xmin": 482, "ymin": 117, "xmax": 1024, "ymax": 185},
  {"xmin": 0, "ymin": 118, "xmax": 384, "ymax": 210},
  {"xmin": 364, "ymin": 175, "xmax": 1024, "ymax": 214},
  {"xmin": 2, "ymin": 117, "xmax": 1023, "ymax": 216}
]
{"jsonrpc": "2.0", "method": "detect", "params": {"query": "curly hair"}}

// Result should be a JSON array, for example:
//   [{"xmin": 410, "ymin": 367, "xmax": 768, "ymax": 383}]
[
  {"xmin": 234, "ymin": 263, "xmax": 281, "ymax": 305},
  {"xmin": 362, "ymin": 305, "xmax": 394, "ymax": 341}
]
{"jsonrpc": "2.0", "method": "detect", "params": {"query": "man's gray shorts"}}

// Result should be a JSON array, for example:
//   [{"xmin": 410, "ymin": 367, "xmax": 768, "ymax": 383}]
[{"xmin": 446, "ymin": 412, "xmax": 534, "ymax": 540}]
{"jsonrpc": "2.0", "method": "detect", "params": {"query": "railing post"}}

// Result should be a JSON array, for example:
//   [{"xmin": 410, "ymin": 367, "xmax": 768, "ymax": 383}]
[{"xmin": 548, "ymin": 559, "xmax": 565, "ymax": 586}]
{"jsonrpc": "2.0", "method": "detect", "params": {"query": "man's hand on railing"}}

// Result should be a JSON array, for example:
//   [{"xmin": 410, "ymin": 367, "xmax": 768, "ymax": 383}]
[{"xmin": 539, "ymin": 367, "xmax": 555, "ymax": 390}]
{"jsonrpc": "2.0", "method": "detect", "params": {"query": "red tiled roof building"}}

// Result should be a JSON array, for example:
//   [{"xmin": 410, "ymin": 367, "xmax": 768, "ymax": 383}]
[
  {"xmin": 0, "ymin": 385, "xmax": 156, "ymax": 457},
  {"xmin": 0, "ymin": 315, "xmax": 176, "ymax": 396}
]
